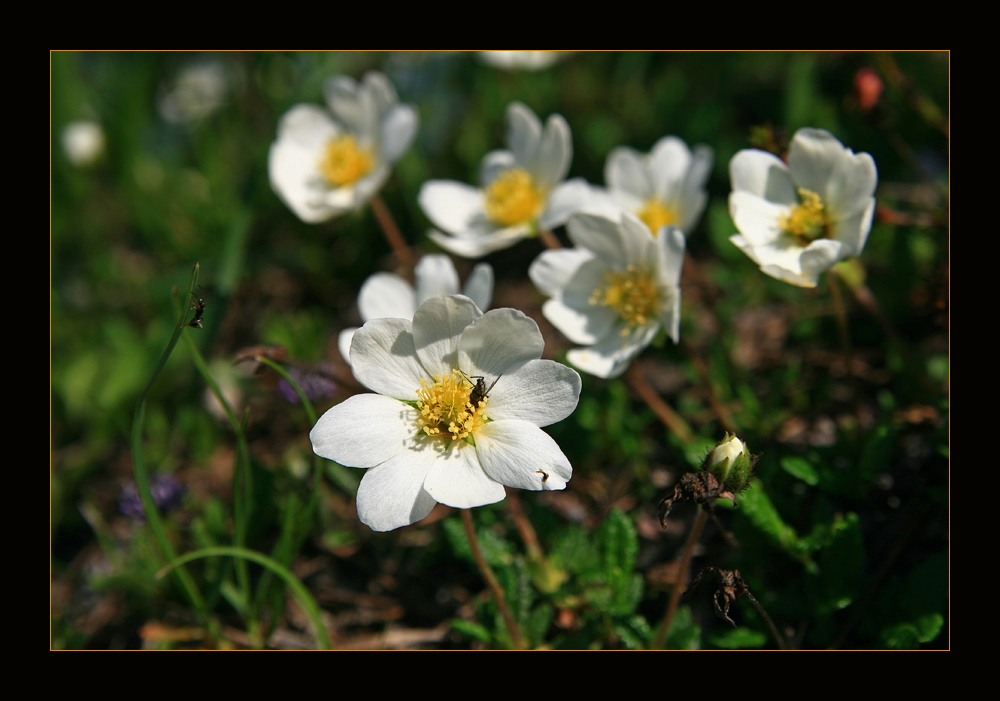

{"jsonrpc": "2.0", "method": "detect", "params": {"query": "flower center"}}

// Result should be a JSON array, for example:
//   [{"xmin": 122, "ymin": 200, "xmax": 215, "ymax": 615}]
[
  {"xmin": 415, "ymin": 370, "xmax": 488, "ymax": 441},
  {"xmin": 780, "ymin": 188, "xmax": 829, "ymax": 245},
  {"xmin": 636, "ymin": 198, "xmax": 678, "ymax": 235},
  {"xmin": 590, "ymin": 265, "xmax": 660, "ymax": 334},
  {"xmin": 319, "ymin": 134, "xmax": 374, "ymax": 188},
  {"xmin": 483, "ymin": 168, "xmax": 545, "ymax": 227}
]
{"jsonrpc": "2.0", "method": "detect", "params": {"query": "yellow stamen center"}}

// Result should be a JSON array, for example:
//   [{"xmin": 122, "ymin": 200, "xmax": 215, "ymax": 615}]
[
  {"xmin": 483, "ymin": 168, "xmax": 545, "ymax": 227},
  {"xmin": 780, "ymin": 188, "xmax": 829, "ymax": 245},
  {"xmin": 636, "ymin": 198, "xmax": 678, "ymax": 235},
  {"xmin": 416, "ymin": 370, "xmax": 488, "ymax": 441},
  {"xmin": 590, "ymin": 266, "xmax": 660, "ymax": 334},
  {"xmin": 319, "ymin": 134, "xmax": 374, "ymax": 187}
]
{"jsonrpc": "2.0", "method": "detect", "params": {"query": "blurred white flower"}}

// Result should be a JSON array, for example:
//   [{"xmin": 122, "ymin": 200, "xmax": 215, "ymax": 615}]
[
  {"xmin": 419, "ymin": 101, "xmax": 597, "ymax": 258},
  {"xmin": 729, "ymin": 127, "xmax": 877, "ymax": 287},
  {"xmin": 338, "ymin": 254, "xmax": 494, "ymax": 364},
  {"xmin": 159, "ymin": 61, "xmax": 228, "ymax": 123},
  {"xmin": 529, "ymin": 213, "xmax": 685, "ymax": 379},
  {"xmin": 311, "ymin": 295, "xmax": 582, "ymax": 531},
  {"xmin": 61, "ymin": 120, "xmax": 105, "ymax": 167},
  {"xmin": 477, "ymin": 51, "xmax": 573, "ymax": 71},
  {"xmin": 269, "ymin": 71, "xmax": 418, "ymax": 223},
  {"xmin": 603, "ymin": 135, "xmax": 713, "ymax": 236}
]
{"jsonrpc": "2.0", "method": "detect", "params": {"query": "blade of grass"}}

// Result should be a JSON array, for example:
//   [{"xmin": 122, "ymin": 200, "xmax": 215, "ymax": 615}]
[{"xmin": 157, "ymin": 546, "xmax": 331, "ymax": 650}]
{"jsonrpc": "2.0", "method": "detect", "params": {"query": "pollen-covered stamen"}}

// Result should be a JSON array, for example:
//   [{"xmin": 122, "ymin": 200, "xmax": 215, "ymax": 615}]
[
  {"xmin": 483, "ymin": 167, "xmax": 546, "ymax": 226},
  {"xmin": 590, "ymin": 265, "xmax": 660, "ymax": 335},
  {"xmin": 319, "ymin": 133, "xmax": 375, "ymax": 187},
  {"xmin": 415, "ymin": 370, "xmax": 489, "ymax": 440},
  {"xmin": 636, "ymin": 198, "xmax": 678, "ymax": 235},
  {"xmin": 780, "ymin": 188, "xmax": 829, "ymax": 245}
]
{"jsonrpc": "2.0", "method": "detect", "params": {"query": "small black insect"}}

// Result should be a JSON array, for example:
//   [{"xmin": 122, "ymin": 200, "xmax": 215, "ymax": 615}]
[
  {"xmin": 186, "ymin": 290, "xmax": 206, "ymax": 329},
  {"xmin": 461, "ymin": 371, "xmax": 501, "ymax": 408}
]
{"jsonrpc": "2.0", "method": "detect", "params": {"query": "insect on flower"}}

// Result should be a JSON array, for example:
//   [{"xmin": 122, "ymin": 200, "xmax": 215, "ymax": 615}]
[{"xmin": 461, "ymin": 371, "xmax": 501, "ymax": 408}]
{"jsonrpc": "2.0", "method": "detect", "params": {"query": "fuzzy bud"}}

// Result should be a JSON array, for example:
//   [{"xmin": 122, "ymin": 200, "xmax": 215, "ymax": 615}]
[{"xmin": 702, "ymin": 433, "xmax": 754, "ymax": 493}]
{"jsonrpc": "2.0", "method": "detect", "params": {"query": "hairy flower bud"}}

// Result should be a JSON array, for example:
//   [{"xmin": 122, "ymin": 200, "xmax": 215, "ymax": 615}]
[{"xmin": 702, "ymin": 433, "xmax": 754, "ymax": 493}]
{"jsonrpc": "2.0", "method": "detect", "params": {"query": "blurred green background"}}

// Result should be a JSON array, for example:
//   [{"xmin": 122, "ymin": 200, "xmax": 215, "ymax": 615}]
[{"xmin": 51, "ymin": 51, "xmax": 948, "ymax": 649}]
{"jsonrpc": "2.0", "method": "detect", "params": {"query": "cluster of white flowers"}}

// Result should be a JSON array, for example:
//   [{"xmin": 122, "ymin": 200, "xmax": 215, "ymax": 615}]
[{"xmin": 269, "ymin": 69, "xmax": 879, "ymax": 531}]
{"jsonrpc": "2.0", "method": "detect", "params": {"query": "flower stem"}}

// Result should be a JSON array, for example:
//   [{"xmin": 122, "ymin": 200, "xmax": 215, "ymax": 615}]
[
  {"xmin": 625, "ymin": 364, "xmax": 694, "ymax": 444},
  {"xmin": 538, "ymin": 228, "xmax": 562, "ymax": 250},
  {"xmin": 506, "ymin": 490, "xmax": 543, "ymax": 562},
  {"xmin": 461, "ymin": 509, "xmax": 524, "ymax": 650},
  {"xmin": 827, "ymin": 271, "xmax": 860, "ymax": 415},
  {"xmin": 652, "ymin": 508, "xmax": 707, "ymax": 649},
  {"xmin": 369, "ymin": 193, "xmax": 414, "ymax": 271},
  {"xmin": 681, "ymin": 340, "xmax": 738, "ymax": 434}
]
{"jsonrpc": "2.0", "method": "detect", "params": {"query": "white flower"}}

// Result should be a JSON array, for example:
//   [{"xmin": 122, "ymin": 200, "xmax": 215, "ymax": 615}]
[
  {"xmin": 728, "ymin": 127, "xmax": 878, "ymax": 288},
  {"xmin": 311, "ymin": 295, "xmax": 582, "ymax": 532},
  {"xmin": 338, "ymin": 254, "xmax": 494, "ymax": 364},
  {"xmin": 477, "ymin": 51, "xmax": 573, "ymax": 71},
  {"xmin": 419, "ymin": 101, "xmax": 596, "ymax": 258},
  {"xmin": 529, "ymin": 213, "xmax": 685, "ymax": 379},
  {"xmin": 268, "ymin": 71, "xmax": 418, "ymax": 223},
  {"xmin": 61, "ymin": 120, "xmax": 105, "ymax": 167},
  {"xmin": 159, "ymin": 61, "xmax": 228, "ymax": 123},
  {"xmin": 603, "ymin": 135, "xmax": 713, "ymax": 236}
]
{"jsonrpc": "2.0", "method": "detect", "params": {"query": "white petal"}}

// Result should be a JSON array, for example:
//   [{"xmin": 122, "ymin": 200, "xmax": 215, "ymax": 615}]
[
  {"xmin": 799, "ymin": 238, "xmax": 848, "ymax": 286},
  {"xmin": 729, "ymin": 190, "xmax": 786, "ymax": 248},
  {"xmin": 428, "ymin": 227, "xmax": 528, "ymax": 258},
  {"xmin": 418, "ymin": 180, "xmax": 485, "ymax": 234},
  {"xmin": 310, "ymin": 394, "xmax": 415, "ymax": 467},
  {"xmin": 380, "ymin": 104, "xmax": 418, "ymax": 163},
  {"xmin": 832, "ymin": 197, "xmax": 876, "ymax": 256},
  {"xmin": 357, "ymin": 272, "xmax": 416, "ymax": 321},
  {"xmin": 351, "ymin": 318, "xmax": 426, "ymax": 399},
  {"xmin": 338, "ymin": 327, "xmax": 358, "ymax": 366},
  {"xmin": 423, "ymin": 442, "xmax": 506, "ymax": 508},
  {"xmin": 655, "ymin": 225, "xmax": 687, "ymax": 288},
  {"xmin": 486, "ymin": 359, "xmax": 581, "ymax": 427},
  {"xmin": 479, "ymin": 150, "xmax": 517, "ymax": 187},
  {"xmin": 542, "ymin": 297, "xmax": 616, "ymax": 346},
  {"xmin": 540, "ymin": 179, "xmax": 601, "ymax": 230},
  {"xmin": 414, "ymin": 254, "xmax": 461, "ymax": 306},
  {"xmin": 462, "ymin": 263, "xmax": 494, "ymax": 312},
  {"xmin": 619, "ymin": 213, "xmax": 659, "ymax": 264},
  {"xmin": 787, "ymin": 128, "xmax": 848, "ymax": 198},
  {"xmin": 648, "ymin": 136, "xmax": 692, "ymax": 197},
  {"xmin": 528, "ymin": 247, "xmax": 595, "ymax": 297},
  {"xmin": 535, "ymin": 113, "xmax": 572, "ymax": 188},
  {"xmin": 355, "ymin": 445, "xmax": 438, "ymax": 531},
  {"xmin": 412, "ymin": 295, "xmax": 483, "ymax": 377},
  {"xmin": 506, "ymin": 102, "xmax": 542, "ymax": 170},
  {"xmin": 729, "ymin": 149, "xmax": 797, "ymax": 205},
  {"xmin": 476, "ymin": 420, "xmax": 572, "ymax": 491},
  {"xmin": 459, "ymin": 308, "xmax": 544, "ymax": 379},
  {"xmin": 268, "ymin": 138, "xmax": 337, "ymax": 224},
  {"xmin": 606, "ymin": 146, "xmax": 652, "ymax": 200},
  {"xmin": 275, "ymin": 104, "xmax": 338, "ymax": 151},
  {"xmin": 565, "ymin": 213, "xmax": 629, "ymax": 268},
  {"xmin": 566, "ymin": 323, "xmax": 656, "ymax": 379}
]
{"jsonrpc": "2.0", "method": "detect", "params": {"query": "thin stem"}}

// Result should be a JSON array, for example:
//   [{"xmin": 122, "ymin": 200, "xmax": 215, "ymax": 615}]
[
  {"xmin": 652, "ymin": 508, "xmax": 707, "ymax": 649},
  {"xmin": 682, "ymin": 340, "xmax": 738, "ymax": 434},
  {"xmin": 461, "ymin": 509, "xmax": 524, "ymax": 650},
  {"xmin": 743, "ymin": 590, "xmax": 789, "ymax": 650},
  {"xmin": 538, "ymin": 228, "xmax": 562, "ymax": 250},
  {"xmin": 827, "ymin": 271, "xmax": 860, "ymax": 415},
  {"xmin": 625, "ymin": 364, "xmax": 694, "ymax": 444},
  {"xmin": 132, "ymin": 264, "xmax": 207, "ymax": 620},
  {"xmin": 505, "ymin": 490, "xmax": 543, "ymax": 562},
  {"xmin": 369, "ymin": 193, "xmax": 414, "ymax": 271}
]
